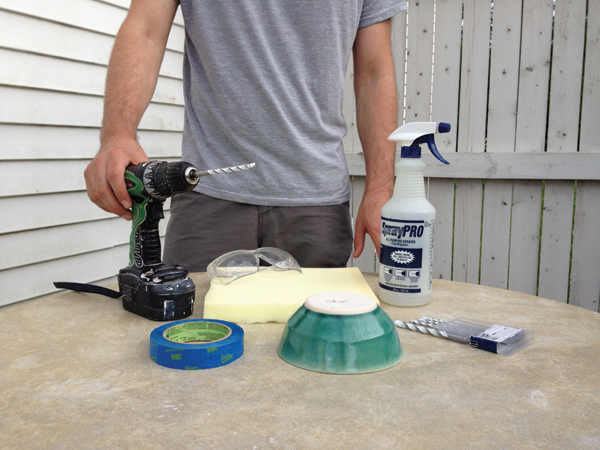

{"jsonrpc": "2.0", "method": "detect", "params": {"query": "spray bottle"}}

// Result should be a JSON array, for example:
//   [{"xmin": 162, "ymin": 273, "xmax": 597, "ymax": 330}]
[{"xmin": 378, "ymin": 122, "xmax": 450, "ymax": 307}]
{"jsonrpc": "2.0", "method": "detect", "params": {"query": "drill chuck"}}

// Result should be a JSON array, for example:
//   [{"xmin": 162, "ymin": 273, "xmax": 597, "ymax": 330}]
[
  {"xmin": 133, "ymin": 160, "xmax": 198, "ymax": 201},
  {"xmin": 153, "ymin": 161, "xmax": 199, "ymax": 198}
]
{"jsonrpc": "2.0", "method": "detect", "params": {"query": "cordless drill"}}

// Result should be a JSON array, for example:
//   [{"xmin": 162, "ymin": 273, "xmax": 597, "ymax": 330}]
[
  {"xmin": 54, "ymin": 159, "xmax": 254, "ymax": 320},
  {"xmin": 120, "ymin": 160, "xmax": 255, "ymax": 321},
  {"xmin": 119, "ymin": 160, "xmax": 198, "ymax": 321}
]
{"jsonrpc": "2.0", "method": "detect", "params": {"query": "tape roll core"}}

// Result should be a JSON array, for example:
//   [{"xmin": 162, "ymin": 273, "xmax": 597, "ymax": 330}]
[
  {"xmin": 163, "ymin": 321, "xmax": 232, "ymax": 344},
  {"xmin": 150, "ymin": 319, "xmax": 244, "ymax": 370}
]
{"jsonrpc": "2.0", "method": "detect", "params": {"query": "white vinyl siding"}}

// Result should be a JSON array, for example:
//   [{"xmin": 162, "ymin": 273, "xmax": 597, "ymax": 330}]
[{"xmin": 0, "ymin": 0, "xmax": 183, "ymax": 306}]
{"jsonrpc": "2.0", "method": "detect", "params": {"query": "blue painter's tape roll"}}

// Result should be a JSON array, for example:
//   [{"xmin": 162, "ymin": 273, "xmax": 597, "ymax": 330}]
[{"xmin": 150, "ymin": 319, "xmax": 244, "ymax": 370}]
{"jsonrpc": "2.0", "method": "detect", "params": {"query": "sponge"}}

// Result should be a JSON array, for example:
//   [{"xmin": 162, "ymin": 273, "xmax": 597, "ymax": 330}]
[{"xmin": 203, "ymin": 267, "xmax": 378, "ymax": 324}]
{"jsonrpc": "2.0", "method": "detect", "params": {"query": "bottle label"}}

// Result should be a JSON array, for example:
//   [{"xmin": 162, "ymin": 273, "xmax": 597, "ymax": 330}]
[{"xmin": 379, "ymin": 218, "xmax": 434, "ymax": 294}]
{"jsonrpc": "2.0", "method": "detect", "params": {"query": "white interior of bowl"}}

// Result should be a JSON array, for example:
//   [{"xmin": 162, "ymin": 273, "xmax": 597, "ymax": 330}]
[{"xmin": 304, "ymin": 292, "xmax": 377, "ymax": 315}]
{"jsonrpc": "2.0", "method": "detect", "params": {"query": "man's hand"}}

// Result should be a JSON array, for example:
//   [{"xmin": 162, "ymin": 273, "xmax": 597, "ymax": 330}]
[
  {"xmin": 85, "ymin": 0, "xmax": 177, "ymax": 220},
  {"xmin": 84, "ymin": 139, "xmax": 149, "ymax": 221},
  {"xmin": 353, "ymin": 188, "xmax": 392, "ymax": 258}
]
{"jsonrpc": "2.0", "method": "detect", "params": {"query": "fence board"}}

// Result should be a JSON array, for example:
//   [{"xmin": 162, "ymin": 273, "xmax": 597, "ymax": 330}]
[
  {"xmin": 342, "ymin": 53, "xmax": 359, "ymax": 154},
  {"xmin": 580, "ymin": 0, "xmax": 600, "ymax": 152},
  {"xmin": 457, "ymin": 0, "xmax": 491, "ymax": 153},
  {"xmin": 546, "ymin": 0, "xmax": 586, "ymax": 153},
  {"xmin": 427, "ymin": 178, "xmax": 454, "ymax": 280},
  {"xmin": 391, "ymin": 9, "xmax": 407, "ymax": 124},
  {"xmin": 508, "ymin": 180, "xmax": 543, "ymax": 295},
  {"xmin": 347, "ymin": 152, "xmax": 600, "ymax": 180},
  {"xmin": 515, "ymin": 0, "xmax": 553, "ymax": 153},
  {"xmin": 420, "ymin": 152, "xmax": 600, "ymax": 180},
  {"xmin": 0, "ymin": 125, "xmax": 183, "ymax": 160},
  {"xmin": 405, "ymin": 0, "xmax": 434, "ymax": 122},
  {"xmin": 479, "ymin": 1, "xmax": 523, "ymax": 290},
  {"xmin": 431, "ymin": 0, "xmax": 462, "ymax": 153},
  {"xmin": 509, "ymin": 0, "xmax": 553, "ymax": 297},
  {"xmin": 569, "ymin": 181, "xmax": 600, "ymax": 311},
  {"xmin": 486, "ymin": 0, "xmax": 522, "ymax": 154},
  {"xmin": 480, "ymin": 180, "xmax": 513, "ymax": 289},
  {"xmin": 537, "ymin": 0, "xmax": 585, "ymax": 304},
  {"xmin": 569, "ymin": 1, "xmax": 600, "ymax": 310},
  {"xmin": 538, "ymin": 181, "xmax": 575, "ymax": 303},
  {"xmin": 452, "ymin": 179, "xmax": 482, "ymax": 283}
]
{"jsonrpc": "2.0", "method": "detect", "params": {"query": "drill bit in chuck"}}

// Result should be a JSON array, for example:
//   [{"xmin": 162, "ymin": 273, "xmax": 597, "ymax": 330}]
[{"xmin": 189, "ymin": 163, "xmax": 256, "ymax": 181}]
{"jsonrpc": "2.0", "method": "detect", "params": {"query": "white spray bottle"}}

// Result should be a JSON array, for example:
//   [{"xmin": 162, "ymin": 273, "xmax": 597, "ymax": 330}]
[{"xmin": 378, "ymin": 122, "xmax": 450, "ymax": 307}]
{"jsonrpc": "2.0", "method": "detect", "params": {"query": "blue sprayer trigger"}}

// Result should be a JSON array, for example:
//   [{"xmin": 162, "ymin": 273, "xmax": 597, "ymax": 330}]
[{"xmin": 411, "ymin": 133, "xmax": 450, "ymax": 165}]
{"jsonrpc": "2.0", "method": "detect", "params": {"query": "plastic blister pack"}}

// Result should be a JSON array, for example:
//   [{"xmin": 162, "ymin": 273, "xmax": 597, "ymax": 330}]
[{"xmin": 395, "ymin": 317, "xmax": 534, "ymax": 356}]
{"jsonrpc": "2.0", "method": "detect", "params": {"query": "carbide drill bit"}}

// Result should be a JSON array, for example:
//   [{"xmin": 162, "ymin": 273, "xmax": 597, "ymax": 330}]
[
  {"xmin": 413, "ymin": 317, "xmax": 446, "ymax": 328},
  {"xmin": 191, "ymin": 162, "xmax": 256, "ymax": 179},
  {"xmin": 394, "ymin": 320, "xmax": 450, "ymax": 339}
]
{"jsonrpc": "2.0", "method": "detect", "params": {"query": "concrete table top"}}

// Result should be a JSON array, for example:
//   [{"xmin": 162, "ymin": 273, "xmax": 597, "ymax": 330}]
[{"xmin": 1, "ymin": 273, "xmax": 600, "ymax": 449}]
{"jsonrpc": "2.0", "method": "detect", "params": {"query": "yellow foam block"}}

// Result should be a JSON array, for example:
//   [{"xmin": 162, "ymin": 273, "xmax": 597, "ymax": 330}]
[{"xmin": 203, "ymin": 267, "xmax": 378, "ymax": 324}]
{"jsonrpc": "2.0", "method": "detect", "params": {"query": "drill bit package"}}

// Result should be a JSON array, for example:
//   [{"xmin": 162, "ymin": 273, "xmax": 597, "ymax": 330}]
[{"xmin": 395, "ymin": 317, "xmax": 534, "ymax": 356}]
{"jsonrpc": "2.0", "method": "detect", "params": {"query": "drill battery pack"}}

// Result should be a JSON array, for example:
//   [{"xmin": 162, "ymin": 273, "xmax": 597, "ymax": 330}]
[{"xmin": 118, "ymin": 265, "xmax": 195, "ymax": 321}]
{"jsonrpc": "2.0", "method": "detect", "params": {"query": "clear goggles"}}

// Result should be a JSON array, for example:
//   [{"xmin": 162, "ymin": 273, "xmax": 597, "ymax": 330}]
[{"xmin": 207, "ymin": 247, "xmax": 302, "ymax": 285}]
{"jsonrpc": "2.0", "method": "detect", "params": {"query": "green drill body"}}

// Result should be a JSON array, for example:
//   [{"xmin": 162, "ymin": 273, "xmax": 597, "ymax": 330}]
[{"xmin": 120, "ymin": 160, "xmax": 199, "ymax": 321}]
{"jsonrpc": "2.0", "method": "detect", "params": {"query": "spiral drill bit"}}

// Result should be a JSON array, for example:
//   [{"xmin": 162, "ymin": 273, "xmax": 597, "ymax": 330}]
[
  {"xmin": 394, "ymin": 320, "xmax": 450, "ymax": 339},
  {"xmin": 191, "ymin": 162, "xmax": 256, "ymax": 179},
  {"xmin": 413, "ymin": 317, "xmax": 446, "ymax": 328}
]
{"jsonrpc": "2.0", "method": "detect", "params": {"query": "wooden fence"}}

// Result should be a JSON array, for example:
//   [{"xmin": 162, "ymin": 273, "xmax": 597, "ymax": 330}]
[
  {"xmin": 1, "ymin": 0, "xmax": 599, "ymax": 312},
  {"xmin": 347, "ymin": 0, "xmax": 600, "ymax": 312}
]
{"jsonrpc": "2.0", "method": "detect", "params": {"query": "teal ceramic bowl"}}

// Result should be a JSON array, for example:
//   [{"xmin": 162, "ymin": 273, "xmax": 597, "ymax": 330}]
[{"xmin": 277, "ymin": 292, "xmax": 403, "ymax": 374}]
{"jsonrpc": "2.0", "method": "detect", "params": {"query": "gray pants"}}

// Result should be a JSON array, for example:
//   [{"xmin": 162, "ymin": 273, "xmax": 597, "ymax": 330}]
[{"xmin": 163, "ymin": 192, "xmax": 353, "ymax": 272}]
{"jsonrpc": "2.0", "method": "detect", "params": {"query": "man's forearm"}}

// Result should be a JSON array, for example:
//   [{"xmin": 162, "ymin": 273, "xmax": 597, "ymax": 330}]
[
  {"xmin": 101, "ymin": 1, "xmax": 177, "ymax": 144},
  {"xmin": 353, "ymin": 19, "xmax": 398, "ymax": 196},
  {"xmin": 354, "ymin": 73, "xmax": 398, "ymax": 196},
  {"xmin": 84, "ymin": 0, "xmax": 178, "ymax": 220}
]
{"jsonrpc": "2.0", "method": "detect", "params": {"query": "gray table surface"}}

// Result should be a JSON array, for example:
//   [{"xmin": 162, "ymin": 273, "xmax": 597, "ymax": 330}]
[{"xmin": 1, "ymin": 273, "xmax": 600, "ymax": 449}]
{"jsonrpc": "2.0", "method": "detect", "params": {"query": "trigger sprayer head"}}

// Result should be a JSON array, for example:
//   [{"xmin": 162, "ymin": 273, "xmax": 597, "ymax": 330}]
[{"xmin": 388, "ymin": 122, "xmax": 451, "ymax": 165}]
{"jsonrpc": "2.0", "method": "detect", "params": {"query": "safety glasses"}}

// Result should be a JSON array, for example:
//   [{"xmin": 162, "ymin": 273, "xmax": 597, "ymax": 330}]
[{"xmin": 207, "ymin": 247, "xmax": 302, "ymax": 285}]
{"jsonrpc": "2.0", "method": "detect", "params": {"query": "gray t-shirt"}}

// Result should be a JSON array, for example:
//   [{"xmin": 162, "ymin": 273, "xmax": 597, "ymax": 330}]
[{"xmin": 177, "ymin": 0, "xmax": 407, "ymax": 206}]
